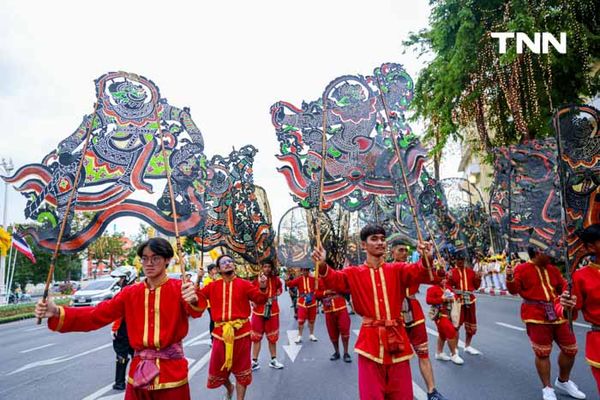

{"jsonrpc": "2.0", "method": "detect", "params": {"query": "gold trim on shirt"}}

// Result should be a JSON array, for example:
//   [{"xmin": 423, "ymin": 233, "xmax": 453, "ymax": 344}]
[{"xmin": 154, "ymin": 286, "xmax": 161, "ymax": 349}]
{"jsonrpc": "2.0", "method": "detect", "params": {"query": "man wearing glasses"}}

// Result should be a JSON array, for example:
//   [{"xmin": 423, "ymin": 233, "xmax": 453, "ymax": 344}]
[
  {"xmin": 35, "ymin": 237, "xmax": 203, "ymax": 400},
  {"xmin": 198, "ymin": 254, "xmax": 268, "ymax": 400}
]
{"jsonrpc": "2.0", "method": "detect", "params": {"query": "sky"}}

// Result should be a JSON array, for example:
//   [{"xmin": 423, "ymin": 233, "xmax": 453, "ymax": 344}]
[{"xmin": 0, "ymin": 0, "xmax": 459, "ymax": 236}]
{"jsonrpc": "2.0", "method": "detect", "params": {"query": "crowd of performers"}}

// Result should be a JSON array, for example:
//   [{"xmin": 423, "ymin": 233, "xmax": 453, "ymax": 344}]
[{"xmin": 33, "ymin": 223, "xmax": 600, "ymax": 400}]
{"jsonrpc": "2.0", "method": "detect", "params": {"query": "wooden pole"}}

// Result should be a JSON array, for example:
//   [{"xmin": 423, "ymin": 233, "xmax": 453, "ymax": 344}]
[
  {"xmin": 38, "ymin": 103, "xmax": 100, "ymax": 324},
  {"xmin": 374, "ymin": 75, "xmax": 433, "ymax": 279}
]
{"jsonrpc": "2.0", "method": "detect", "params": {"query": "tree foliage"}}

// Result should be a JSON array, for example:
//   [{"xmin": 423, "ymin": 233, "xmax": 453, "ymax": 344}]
[
  {"xmin": 404, "ymin": 0, "xmax": 599, "ymax": 160},
  {"xmin": 10, "ymin": 236, "xmax": 81, "ymax": 291}
]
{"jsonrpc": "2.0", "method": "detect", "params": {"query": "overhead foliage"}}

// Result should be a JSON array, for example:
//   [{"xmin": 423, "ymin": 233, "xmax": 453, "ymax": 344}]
[{"xmin": 404, "ymin": 0, "xmax": 599, "ymax": 158}]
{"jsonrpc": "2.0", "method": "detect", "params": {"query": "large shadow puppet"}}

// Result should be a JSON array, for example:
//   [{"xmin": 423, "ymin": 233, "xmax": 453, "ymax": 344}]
[
  {"xmin": 271, "ymin": 63, "xmax": 457, "ymax": 246},
  {"xmin": 3, "ymin": 72, "xmax": 274, "ymax": 263}
]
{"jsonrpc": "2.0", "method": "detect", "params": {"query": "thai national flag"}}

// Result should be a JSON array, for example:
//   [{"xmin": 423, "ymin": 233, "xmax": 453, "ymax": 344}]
[{"xmin": 12, "ymin": 232, "xmax": 36, "ymax": 264}]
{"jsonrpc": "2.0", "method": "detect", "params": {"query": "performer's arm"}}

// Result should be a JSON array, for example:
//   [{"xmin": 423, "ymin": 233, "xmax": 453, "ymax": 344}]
[
  {"xmin": 286, "ymin": 276, "xmax": 301, "ymax": 288},
  {"xmin": 505, "ymin": 263, "xmax": 521, "ymax": 294},
  {"xmin": 244, "ymin": 274, "xmax": 269, "ymax": 304},
  {"xmin": 36, "ymin": 288, "xmax": 127, "ymax": 333},
  {"xmin": 557, "ymin": 271, "xmax": 582, "ymax": 319},
  {"xmin": 181, "ymin": 280, "xmax": 206, "ymax": 317}
]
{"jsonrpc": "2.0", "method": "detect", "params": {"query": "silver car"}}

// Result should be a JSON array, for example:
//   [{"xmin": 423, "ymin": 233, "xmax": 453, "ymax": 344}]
[{"xmin": 70, "ymin": 277, "xmax": 120, "ymax": 307}]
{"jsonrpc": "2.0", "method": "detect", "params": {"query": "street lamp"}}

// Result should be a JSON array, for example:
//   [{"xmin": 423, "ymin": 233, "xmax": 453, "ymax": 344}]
[{"xmin": 0, "ymin": 157, "xmax": 14, "ymax": 303}]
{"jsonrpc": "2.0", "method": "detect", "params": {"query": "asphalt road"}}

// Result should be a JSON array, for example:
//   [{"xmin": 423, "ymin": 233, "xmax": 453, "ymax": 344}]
[{"xmin": 0, "ymin": 287, "xmax": 597, "ymax": 400}]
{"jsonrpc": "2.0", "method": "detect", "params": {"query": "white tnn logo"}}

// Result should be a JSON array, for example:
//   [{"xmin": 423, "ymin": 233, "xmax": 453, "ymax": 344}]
[{"xmin": 491, "ymin": 32, "xmax": 567, "ymax": 54}]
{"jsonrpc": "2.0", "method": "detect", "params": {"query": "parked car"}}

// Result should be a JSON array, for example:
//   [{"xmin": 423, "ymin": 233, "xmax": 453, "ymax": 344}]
[
  {"xmin": 167, "ymin": 272, "xmax": 198, "ymax": 283},
  {"xmin": 70, "ymin": 277, "xmax": 120, "ymax": 307}
]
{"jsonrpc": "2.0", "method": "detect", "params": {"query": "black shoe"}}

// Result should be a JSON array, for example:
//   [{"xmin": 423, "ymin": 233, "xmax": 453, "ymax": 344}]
[
  {"xmin": 330, "ymin": 352, "xmax": 340, "ymax": 360},
  {"xmin": 427, "ymin": 389, "xmax": 449, "ymax": 400},
  {"xmin": 112, "ymin": 382, "xmax": 126, "ymax": 391},
  {"xmin": 343, "ymin": 353, "xmax": 352, "ymax": 363}
]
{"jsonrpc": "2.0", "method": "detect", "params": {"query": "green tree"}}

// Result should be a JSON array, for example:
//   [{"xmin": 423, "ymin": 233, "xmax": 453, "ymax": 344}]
[
  {"xmin": 10, "ymin": 236, "xmax": 81, "ymax": 291},
  {"xmin": 88, "ymin": 232, "xmax": 126, "ymax": 270},
  {"xmin": 404, "ymin": 0, "xmax": 599, "ymax": 167}
]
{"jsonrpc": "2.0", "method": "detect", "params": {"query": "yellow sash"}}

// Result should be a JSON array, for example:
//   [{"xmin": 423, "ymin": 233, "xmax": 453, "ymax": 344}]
[{"xmin": 215, "ymin": 318, "xmax": 248, "ymax": 371}]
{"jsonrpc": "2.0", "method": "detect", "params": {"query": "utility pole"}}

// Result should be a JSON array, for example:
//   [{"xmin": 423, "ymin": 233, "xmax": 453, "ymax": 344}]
[{"xmin": 0, "ymin": 157, "xmax": 14, "ymax": 304}]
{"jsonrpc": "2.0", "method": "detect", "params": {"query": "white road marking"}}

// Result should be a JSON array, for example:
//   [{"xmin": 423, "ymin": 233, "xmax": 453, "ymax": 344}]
[
  {"xmin": 188, "ymin": 350, "xmax": 211, "ymax": 379},
  {"xmin": 82, "ymin": 351, "xmax": 210, "ymax": 400},
  {"xmin": 573, "ymin": 322, "xmax": 591, "ymax": 329},
  {"xmin": 19, "ymin": 343, "xmax": 56, "ymax": 353},
  {"xmin": 412, "ymin": 381, "xmax": 428, "ymax": 400},
  {"xmin": 24, "ymin": 326, "xmax": 45, "ymax": 332},
  {"xmin": 495, "ymin": 322, "xmax": 526, "ymax": 332},
  {"xmin": 97, "ymin": 394, "xmax": 123, "ymax": 400},
  {"xmin": 81, "ymin": 383, "xmax": 114, "ymax": 400},
  {"xmin": 8, "ymin": 343, "xmax": 112, "ymax": 375},
  {"xmin": 183, "ymin": 330, "xmax": 210, "ymax": 347},
  {"xmin": 282, "ymin": 330, "xmax": 302, "ymax": 362},
  {"xmin": 425, "ymin": 326, "xmax": 481, "ymax": 353}
]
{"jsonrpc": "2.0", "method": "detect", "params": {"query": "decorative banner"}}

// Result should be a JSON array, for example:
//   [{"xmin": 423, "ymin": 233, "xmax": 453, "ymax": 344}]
[
  {"xmin": 555, "ymin": 104, "xmax": 600, "ymax": 268},
  {"xmin": 2, "ymin": 72, "xmax": 274, "ymax": 264},
  {"xmin": 489, "ymin": 139, "xmax": 562, "ymax": 256},
  {"xmin": 272, "ymin": 63, "xmax": 456, "ymax": 246}
]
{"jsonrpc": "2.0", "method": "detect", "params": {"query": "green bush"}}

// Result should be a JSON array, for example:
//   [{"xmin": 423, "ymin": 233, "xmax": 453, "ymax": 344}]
[{"xmin": 0, "ymin": 298, "xmax": 70, "ymax": 323}]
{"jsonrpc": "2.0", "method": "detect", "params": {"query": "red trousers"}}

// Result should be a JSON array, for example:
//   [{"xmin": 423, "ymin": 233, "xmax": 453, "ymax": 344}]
[
  {"xmin": 124, "ymin": 383, "xmax": 190, "ymax": 400},
  {"xmin": 459, "ymin": 303, "xmax": 477, "ymax": 335},
  {"xmin": 591, "ymin": 366, "xmax": 600, "ymax": 396},
  {"xmin": 325, "ymin": 308, "xmax": 351, "ymax": 342},
  {"xmin": 435, "ymin": 316, "xmax": 457, "ymax": 341},
  {"xmin": 406, "ymin": 322, "xmax": 429, "ymax": 359},
  {"xmin": 297, "ymin": 305, "xmax": 317, "ymax": 324},
  {"xmin": 525, "ymin": 323, "xmax": 578, "ymax": 358},
  {"xmin": 250, "ymin": 313, "xmax": 280, "ymax": 343},
  {"xmin": 587, "ymin": 331, "xmax": 600, "ymax": 395},
  {"xmin": 358, "ymin": 355, "xmax": 413, "ymax": 400},
  {"xmin": 207, "ymin": 336, "xmax": 252, "ymax": 389}
]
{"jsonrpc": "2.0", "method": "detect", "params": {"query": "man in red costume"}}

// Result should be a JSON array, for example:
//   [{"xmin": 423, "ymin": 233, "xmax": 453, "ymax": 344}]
[
  {"xmin": 250, "ymin": 259, "xmax": 284, "ymax": 370},
  {"xmin": 35, "ymin": 237, "xmax": 204, "ymax": 400},
  {"xmin": 391, "ymin": 239, "xmax": 449, "ymax": 399},
  {"xmin": 316, "ymin": 284, "xmax": 352, "ymax": 362},
  {"xmin": 287, "ymin": 267, "xmax": 318, "ymax": 343},
  {"xmin": 198, "ymin": 254, "xmax": 268, "ymax": 400},
  {"xmin": 312, "ymin": 224, "xmax": 433, "ymax": 400},
  {"xmin": 447, "ymin": 248, "xmax": 482, "ymax": 356},
  {"xmin": 560, "ymin": 224, "xmax": 600, "ymax": 396},
  {"xmin": 507, "ymin": 247, "xmax": 586, "ymax": 400}
]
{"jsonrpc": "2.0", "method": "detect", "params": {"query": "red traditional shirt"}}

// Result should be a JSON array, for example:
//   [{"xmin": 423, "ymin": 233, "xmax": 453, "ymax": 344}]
[
  {"xmin": 287, "ymin": 275, "xmax": 317, "ymax": 308},
  {"xmin": 507, "ymin": 262, "xmax": 567, "ymax": 324},
  {"xmin": 48, "ymin": 277, "xmax": 204, "ymax": 390},
  {"xmin": 568, "ymin": 264, "xmax": 600, "ymax": 367},
  {"xmin": 316, "ymin": 287, "xmax": 348, "ymax": 313},
  {"xmin": 252, "ymin": 276, "xmax": 282, "ymax": 316},
  {"xmin": 321, "ymin": 260, "xmax": 431, "ymax": 365},
  {"xmin": 199, "ymin": 277, "xmax": 268, "ymax": 340},
  {"xmin": 448, "ymin": 266, "xmax": 481, "ymax": 303}
]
